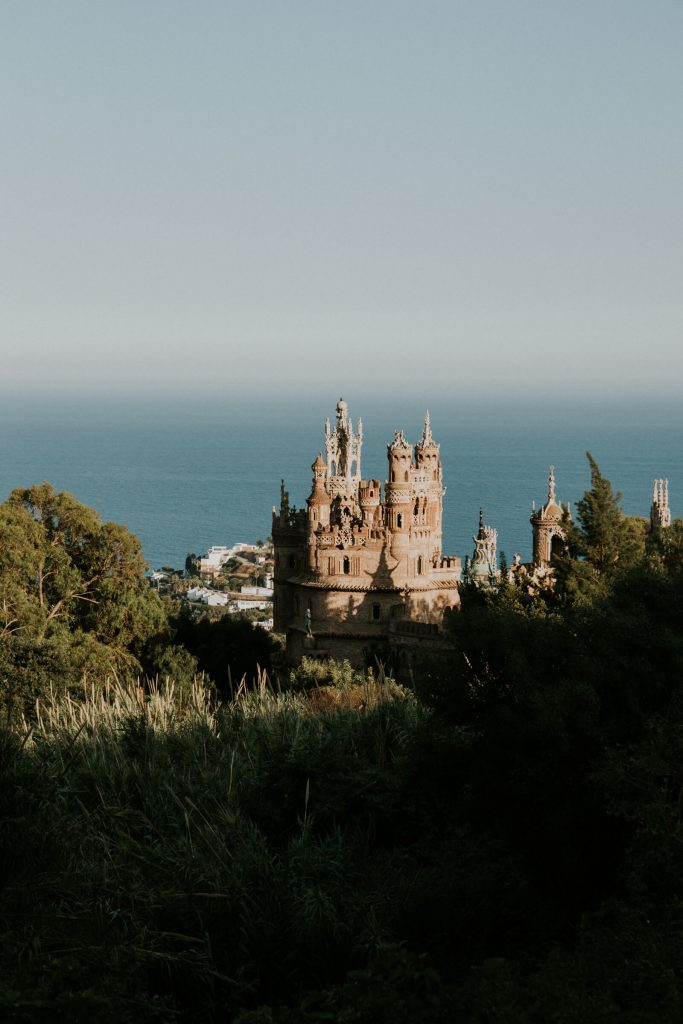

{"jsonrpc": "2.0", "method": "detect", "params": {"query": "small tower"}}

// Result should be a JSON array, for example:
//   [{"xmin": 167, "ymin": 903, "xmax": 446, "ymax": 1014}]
[
  {"xmin": 385, "ymin": 429, "xmax": 414, "ymax": 546},
  {"xmin": 325, "ymin": 398, "xmax": 363, "ymax": 495},
  {"xmin": 414, "ymin": 410, "xmax": 444, "ymax": 543},
  {"xmin": 307, "ymin": 453, "xmax": 330, "ymax": 528},
  {"xmin": 468, "ymin": 508, "xmax": 499, "ymax": 586},
  {"xmin": 359, "ymin": 478, "xmax": 381, "ymax": 525},
  {"xmin": 531, "ymin": 465, "xmax": 568, "ymax": 568},
  {"xmin": 414, "ymin": 411, "xmax": 441, "ymax": 480},
  {"xmin": 650, "ymin": 478, "xmax": 671, "ymax": 531}
]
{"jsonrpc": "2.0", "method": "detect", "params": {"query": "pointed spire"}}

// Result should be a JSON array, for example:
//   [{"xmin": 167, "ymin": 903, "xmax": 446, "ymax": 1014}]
[
  {"xmin": 423, "ymin": 410, "xmax": 432, "ymax": 445},
  {"xmin": 479, "ymin": 507, "xmax": 484, "ymax": 531},
  {"xmin": 548, "ymin": 465, "xmax": 556, "ymax": 503}
]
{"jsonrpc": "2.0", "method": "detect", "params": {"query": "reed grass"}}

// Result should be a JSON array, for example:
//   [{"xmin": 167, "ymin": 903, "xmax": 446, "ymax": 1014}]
[{"xmin": 1, "ymin": 668, "xmax": 443, "ymax": 1021}]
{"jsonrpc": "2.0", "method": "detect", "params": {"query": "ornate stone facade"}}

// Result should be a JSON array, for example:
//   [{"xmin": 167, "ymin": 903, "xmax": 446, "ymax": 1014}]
[
  {"xmin": 530, "ymin": 465, "xmax": 570, "ymax": 568},
  {"xmin": 273, "ymin": 399, "xmax": 461, "ymax": 666},
  {"xmin": 650, "ymin": 478, "xmax": 671, "ymax": 531},
  {"xmin": 467, "ymin": 509, "xmax": 499, "ymax": 586},
  {"xmin": 274, "ymin": 407, "xmax": 675, "ymax": 664}
]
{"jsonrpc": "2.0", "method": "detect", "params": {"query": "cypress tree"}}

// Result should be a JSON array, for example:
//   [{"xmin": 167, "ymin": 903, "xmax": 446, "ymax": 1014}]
[
  {"xmin": 577, "ymin": 453, "xmax": 644, "ymax": 574},
  {"xmin": 554, "ymin": 453, "xmax": 645, "ymax": 600}
]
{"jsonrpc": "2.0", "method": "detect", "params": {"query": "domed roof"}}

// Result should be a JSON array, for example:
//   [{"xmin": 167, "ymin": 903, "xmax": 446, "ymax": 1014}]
[
  {"xmin": 539, "ymin": 500, "xmax": 564, "ymax": 520},
  {"xmin": 532, "ymin": 466, "xmax": 567, "ymax": 522}
]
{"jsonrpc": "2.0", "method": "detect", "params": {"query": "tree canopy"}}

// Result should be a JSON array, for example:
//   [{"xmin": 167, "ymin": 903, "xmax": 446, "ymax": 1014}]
[
  {"xmin": 552, "ymin": 452, "xmax": 646, "ymax": 602},
  {"xmin": 0, "ymin": 483, "xmax": 166, "ymax": 705}
]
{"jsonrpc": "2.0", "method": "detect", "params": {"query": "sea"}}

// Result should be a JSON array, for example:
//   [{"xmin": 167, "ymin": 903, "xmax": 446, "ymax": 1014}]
[{"xmin": 1, "ymin": 393, "xmax": 681, "ymax": 571}]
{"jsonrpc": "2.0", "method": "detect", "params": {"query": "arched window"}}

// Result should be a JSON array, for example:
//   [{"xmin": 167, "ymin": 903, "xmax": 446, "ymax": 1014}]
[
  {"xmin": 372, "ymin": 603, "xmax": 381, "ymax": 621},
  {"xmin": 312, "ymin": 509, "xmax": 317, "ymax": 521},
  {"xmin": 397, "ymin": 513, "xmax": 403, "ymax": 528},
  {"xmin": 391, "ymin": 470, "xmax": 395, "ymax": 482},
  {"xmin": 417, "ymin": 556, "xmax": 423, "ymax": 575},
  {"xmin": 343, "ymin": 556, "xmax": 350, "ymax": 575},
  {"xmin": 404, "ymin": 470, "xmax": 409, "ymax": 482}
]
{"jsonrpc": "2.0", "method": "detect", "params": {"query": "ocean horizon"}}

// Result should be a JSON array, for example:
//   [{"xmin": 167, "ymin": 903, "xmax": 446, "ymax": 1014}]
[{"xmin": 1, "ymin": 392, "xmax": 681, "ymax": 571}]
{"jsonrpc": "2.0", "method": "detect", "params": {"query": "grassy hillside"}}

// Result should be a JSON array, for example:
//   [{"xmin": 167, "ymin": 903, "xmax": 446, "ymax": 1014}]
[{"xmin": 3, "ymin": 651, "xmax": 683, "ymax": 1023}]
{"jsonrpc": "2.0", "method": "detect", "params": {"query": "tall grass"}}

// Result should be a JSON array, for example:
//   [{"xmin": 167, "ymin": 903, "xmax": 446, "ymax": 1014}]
[{"xmin": 1, "ymin": 670, "xmax": 448, "ymax": 1022}]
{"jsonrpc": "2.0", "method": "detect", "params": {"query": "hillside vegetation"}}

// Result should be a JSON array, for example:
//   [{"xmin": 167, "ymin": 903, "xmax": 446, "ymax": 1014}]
[{"xmin": 2, "ymin": 457, "xmax": 683, "ymax": 1021}]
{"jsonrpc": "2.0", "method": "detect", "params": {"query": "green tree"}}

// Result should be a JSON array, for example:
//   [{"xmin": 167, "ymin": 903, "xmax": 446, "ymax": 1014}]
[
  {"xmin": 171, "ymin": 610, "xmax": 276, "ymax": 695},
  {"xmin": 554, "ymin": 453, "xmax": 645, "ymax": 602},
  {"xmin": 0, "ymin": 483, "xmax": 167, "ymax": 706}
]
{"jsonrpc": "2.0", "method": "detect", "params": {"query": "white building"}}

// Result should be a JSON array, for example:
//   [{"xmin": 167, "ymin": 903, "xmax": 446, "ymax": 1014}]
[
  {"xmin": 231, "ymin": 597, "xmax": 272, "ymax": 612},
  {"xmin": 186, "ymin": 586, "xmax": 229, "ymax": 607},
  {"xmin": 198, "ymin": 547, "xmax": 233, "ymax": 574},
  {"xmin": 198, "ymin": 543, "xmax": 254, "ymax": 576},
  {"xmin": 240, "ymin": 585, "xmax": 274, "ymax": 598}
]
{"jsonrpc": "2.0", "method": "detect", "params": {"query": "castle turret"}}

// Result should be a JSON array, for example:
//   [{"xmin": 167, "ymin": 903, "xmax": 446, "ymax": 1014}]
[
  {"xmin": 414, "ymin": 411, "xmax": 440, "ymax": 480},
  {"xmin": 530, "ymin": 465, "xmax": 568, "ymax": 568},
  {"xmin": 414, "ymin": 410, "xmax": 445, "ymax": 546},
  {"xmin": 272, "ymin": 479, "xmax": 307, "ymax": 631},
  {"xmin": 650, "ymin": 478, "xmax": 671, "ymax": 531},
  {"xmin": 468, "ymin": 508, "xmax": 499, "ymax": 586},
  {"xmin": 307, "ymin": 453, "xmax": 330, "ymax": 527},
  {"xmin": 325, "ymin": 397, "xmax": 363, "ymax": 496},
  {"xmin": 385, "ymin": 430, "xmax": 413, "ymax": 547},
  {"xmin": 359, "ymin": 478, "xmax": 381, "ymax": 525}
]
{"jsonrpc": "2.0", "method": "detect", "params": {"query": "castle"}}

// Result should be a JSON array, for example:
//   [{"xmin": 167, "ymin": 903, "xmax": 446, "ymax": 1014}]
[
  {"xmin": 273, "ymin": 399, "xmax": 673, "ymax": 666},
  {"xmin": 272, "ymin": 399, "xmax": 460, "ymax": 665}
]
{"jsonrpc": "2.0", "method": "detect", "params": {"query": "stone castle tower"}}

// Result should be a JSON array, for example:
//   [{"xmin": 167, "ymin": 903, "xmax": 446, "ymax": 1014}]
[
  {"xmin": 467, "ymin": 509, "xmax": 499, "ymax": 585},
  {"xmin": 530, "ymin": 465, "xmax": 570, "ymax": 568},
  {"xmin": 650, "ymin": 478, "xmax": 671, "ymax": 531},
  {"xmin": 273, "ymin": 399, "xmax": 461, "ymax": 665}
]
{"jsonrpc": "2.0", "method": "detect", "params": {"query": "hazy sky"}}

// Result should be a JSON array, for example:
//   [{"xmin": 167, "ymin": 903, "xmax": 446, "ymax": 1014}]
[{"xmin": 1, "ymin": 1, "xmax": 681, "ymax": 400}]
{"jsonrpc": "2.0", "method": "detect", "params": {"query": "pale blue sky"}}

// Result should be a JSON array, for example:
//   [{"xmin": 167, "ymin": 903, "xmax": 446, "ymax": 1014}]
[{"xmin": 1, "ymin": 1, "xmax": 681, "ymax": 399}]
